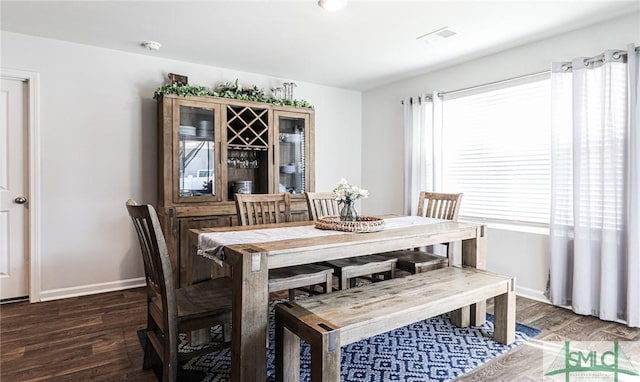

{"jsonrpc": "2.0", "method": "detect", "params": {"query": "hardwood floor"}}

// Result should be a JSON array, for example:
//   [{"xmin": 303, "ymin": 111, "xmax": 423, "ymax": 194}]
[
  {"xmin": 458, "ymin": 297, "xmax": 640, "ymax": 381},
  {"xmin": 1, "ymin": 287, "xmax": 638, "ymax": 381},
  {"xmin": 1, "ymin": 288, "xmax": 154, "ymax": 382}
]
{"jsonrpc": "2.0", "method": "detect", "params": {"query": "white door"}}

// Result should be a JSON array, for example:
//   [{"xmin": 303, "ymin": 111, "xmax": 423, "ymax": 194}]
[{"xmin": 0, "ymin": 78, "xmax": 28, "ymax": 300}]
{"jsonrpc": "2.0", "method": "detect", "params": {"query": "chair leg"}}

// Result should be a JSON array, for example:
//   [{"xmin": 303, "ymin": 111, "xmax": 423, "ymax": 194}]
[
  {"xmin": 447, "ymin": 242, "xmax": 455, "ymax": 267},
  {"xmin": 222, "ymin": 323, "xmax": 232, "ymax": 343},
  {"xmin": 142, "ymin": 330, "xmax": 154, "ymax": 370},
  {"xmin": 143, "ymin": 309, "xmax": 157, "ymax": 370},
  {"xmin": 339, "ymin": 273, "xmax": 349, "ymax": 290},
  {"xmin": 324, "ymin": 274, "xmax": 333, "ymax": 293},
  {"xmin": 162, "ymin": 346, "xmax": 173, "ymax": 382}
]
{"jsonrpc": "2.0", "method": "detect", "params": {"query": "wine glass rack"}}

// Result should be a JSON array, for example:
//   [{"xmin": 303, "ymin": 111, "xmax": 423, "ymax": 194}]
[{"xmin": 226, "ymin": 105, "xmax": 269, "ymax": 149}]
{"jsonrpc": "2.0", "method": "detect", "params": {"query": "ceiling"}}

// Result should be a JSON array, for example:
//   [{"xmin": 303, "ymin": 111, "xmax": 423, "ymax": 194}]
[{"xmin": 1, "ymin": 1, "xmax": 638, "ymax": 91}]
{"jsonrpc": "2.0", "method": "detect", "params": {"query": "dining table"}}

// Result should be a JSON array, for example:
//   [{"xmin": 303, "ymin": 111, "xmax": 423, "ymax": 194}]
[{"xmin": 188, "ymin": 216, "xmax": 487, "ymax": 382}]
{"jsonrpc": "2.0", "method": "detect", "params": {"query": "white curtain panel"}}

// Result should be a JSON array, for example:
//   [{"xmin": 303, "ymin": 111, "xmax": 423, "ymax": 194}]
[
  {"xmin": 627, "ymin": 43, "xmax": 640, "ymax": 327},
  {"xmin": 550, "ymin": 45, "xmax": 639, "ymax": 327},
  {"xmin": 403, "ymin": 94, "xmax": 433, "ymax": 215}
]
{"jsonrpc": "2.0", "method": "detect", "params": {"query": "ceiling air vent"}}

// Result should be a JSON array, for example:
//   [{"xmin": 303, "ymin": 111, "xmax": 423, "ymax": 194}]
[{"xmin": 416, "ymin": 26, "xmax": 457, "ymax": 43}]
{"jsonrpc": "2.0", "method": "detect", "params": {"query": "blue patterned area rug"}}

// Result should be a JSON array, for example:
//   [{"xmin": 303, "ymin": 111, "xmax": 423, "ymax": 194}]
[{"xmin": 139, "ymin": 301, "xmax": 540, "ymax": 382}]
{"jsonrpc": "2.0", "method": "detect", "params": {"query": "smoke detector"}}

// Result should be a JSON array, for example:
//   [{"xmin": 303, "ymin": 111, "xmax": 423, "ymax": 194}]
[
  {"xmin": 318, "ymin": 0, "xmax": 347, "ymax": 12},
  {"xmin": 141, "ymin": 41, "xmax": 162, "ymax": 51},
  {"xmin": 416, "ymin": 27, "xmax": 457, "ymax": 43}
]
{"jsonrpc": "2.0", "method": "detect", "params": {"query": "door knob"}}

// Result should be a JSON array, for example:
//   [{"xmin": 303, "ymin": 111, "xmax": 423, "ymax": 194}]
[{"xmin": 14, "ymin": 196, "xmax": 27, "ymax": 204}]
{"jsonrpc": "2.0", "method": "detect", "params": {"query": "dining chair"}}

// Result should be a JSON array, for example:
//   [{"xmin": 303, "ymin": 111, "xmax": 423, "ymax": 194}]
[
  {"xmin": 304, "ymin": 191, "xmax": 397, "ymax": 290},
  {"xmin": 235, "ymin": 192, "xmax": 292, "ymax": 225},
  {"xmin": 383, "ymin": 192, "xmax": 463, "ymax": 273},
  {"xmin": 234, "ymin": 193, "xmax": 334, "ymax": 299},
  {"xmin": 126, "ymin": 199, "xmax": 232, "ymax": 382}
]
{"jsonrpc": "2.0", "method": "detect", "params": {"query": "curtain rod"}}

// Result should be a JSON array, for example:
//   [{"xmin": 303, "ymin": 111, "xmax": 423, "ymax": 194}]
[
  {"xmin": 400, "ymin": 69, "xmax": 548, "ymax": 104},
  {"xmin": 442, "ymin": 70, "xmax": 549, "ymax": 97},
  {"xmin": 560, "ymin": 46, "xmax": 639, "ymax": 71},
  {"xmin": 400, "ymin": 45, "xmax": 640, "ymax": 104},
  {"xmin": 582, "ymin": 46, "xmax": 639, "ymax": 64}
]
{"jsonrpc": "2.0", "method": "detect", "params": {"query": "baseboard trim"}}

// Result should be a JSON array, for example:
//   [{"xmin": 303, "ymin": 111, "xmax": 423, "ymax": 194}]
[
  {"xmin": 516, "ymin": 285, "xmax": 550, "ymax": 304},
  {"xmin": 37, "ymin": 278, "xmax": 551, "ymax": 305},
  {"xmin": 39, "ymin": 278, "xmax": 146, "ymax": 302}
]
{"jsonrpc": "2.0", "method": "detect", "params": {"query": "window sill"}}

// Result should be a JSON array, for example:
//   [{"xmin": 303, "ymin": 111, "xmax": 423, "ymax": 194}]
[{"xmin": 458, "ymin": 218, "xmax": 549, "ymax": 236}]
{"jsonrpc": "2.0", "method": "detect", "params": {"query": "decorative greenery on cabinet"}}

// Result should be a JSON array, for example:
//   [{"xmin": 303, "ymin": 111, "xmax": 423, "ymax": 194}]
[{"xmin": 153, "ymin": 79, "xmax": 313, "ymax": 109}]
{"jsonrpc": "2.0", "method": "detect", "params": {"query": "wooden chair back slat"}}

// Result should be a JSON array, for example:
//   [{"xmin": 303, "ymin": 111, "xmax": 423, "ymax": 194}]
[
  {"xmin": 417, "ymin": 192, "xmax": 462, "ymax": 220},
  {"xmin": 125, "ymin": 199, "xmax": 178, "ymax": 332},
  {"xmin": 235, "ymin": 193, "xmax": 292, "ymax": 226},
  {"xmin": 305, "ymin": 192, "xmax": 340, "ymax": 220}
]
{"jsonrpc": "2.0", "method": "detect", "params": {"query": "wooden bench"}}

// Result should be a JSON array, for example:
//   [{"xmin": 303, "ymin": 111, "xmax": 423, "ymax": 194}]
[{"xmin": 275, "ymin": 266, "xmax": 516, "ymax": 382}]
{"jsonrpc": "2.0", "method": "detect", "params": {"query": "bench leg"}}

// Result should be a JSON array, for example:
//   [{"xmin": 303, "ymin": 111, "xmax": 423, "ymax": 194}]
[
  {"xmin": 470, "ymin": 301, "xmax": 487, "ymax": 326},
  {"xmin": 493, "ymin": 280, "xmax": 516, "ymax": 345},
  {"xmin": 450, "ymin": 306, "xmax": 470, "ymax": 328},
  {"xmin": 310, "ymin": 330, "xmax": 340, "ymax": 382},
  {"xmin": 276, "ymin": 317, "xmax": 300, "ymax": 382}
]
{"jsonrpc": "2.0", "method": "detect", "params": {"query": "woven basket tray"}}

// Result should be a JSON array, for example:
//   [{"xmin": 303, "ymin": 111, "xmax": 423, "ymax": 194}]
[{"xmin": 315, "ymin": 215, "xmax": 385, "ymax": 233}]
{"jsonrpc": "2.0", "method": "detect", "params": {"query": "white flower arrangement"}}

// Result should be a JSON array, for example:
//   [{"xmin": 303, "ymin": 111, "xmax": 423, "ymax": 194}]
[{"xmin": 332, "ymin": 178, "xmax": 369, "ymax": 204}]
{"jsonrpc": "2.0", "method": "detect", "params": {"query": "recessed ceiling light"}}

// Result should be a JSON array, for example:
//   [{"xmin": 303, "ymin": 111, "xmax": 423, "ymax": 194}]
[
  {"xmin": 416, "ymin": 27, "xmax": 457, "ymax": 43},
  {"xmin": 141, "ymin": 41, "xmax": 162, "ymax": 51},
  {"xmin": 318, "ymin": 0, "xmax": 347, "ymax": 12}
]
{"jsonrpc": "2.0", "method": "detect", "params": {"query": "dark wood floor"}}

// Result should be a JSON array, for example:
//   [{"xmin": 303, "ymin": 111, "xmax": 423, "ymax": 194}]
[
  {"xmin": 1, "ymin": 287, "xmax": 638, "ymax": 381},
  {"xmin": 458, "ymin": 297, "xmax": 640, "ymax": 381}
]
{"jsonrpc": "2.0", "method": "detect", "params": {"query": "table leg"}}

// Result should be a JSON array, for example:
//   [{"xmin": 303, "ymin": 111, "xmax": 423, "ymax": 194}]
[
  {"xmin": 188, "ymin": 236, "xmax": 211, "ymax": 345},
  {"xmin": 230, "ymin": 247, "xmax": 269, "ymax": 382},
  {"xmin": 466, "ymin": 226, "xmax": 487, "ymax": 325},
  {"xmin": 453, "ymin": 225, "xmax": 487, "ymax": 326}
]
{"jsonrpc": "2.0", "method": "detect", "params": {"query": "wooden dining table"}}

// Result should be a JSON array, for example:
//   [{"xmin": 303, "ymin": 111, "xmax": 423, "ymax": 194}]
[{"xmin": 188, "ymin": 217, "xmax": 487, "ymax": 382}]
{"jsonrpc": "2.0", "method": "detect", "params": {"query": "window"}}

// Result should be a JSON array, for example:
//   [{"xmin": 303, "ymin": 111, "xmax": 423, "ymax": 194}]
[{"xmin": 441, "ymin": 74, "xmax": 551, "ymax": 226}]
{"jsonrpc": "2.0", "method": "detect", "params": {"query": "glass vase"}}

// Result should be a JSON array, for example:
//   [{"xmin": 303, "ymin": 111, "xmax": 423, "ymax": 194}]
[{"xmin": 340, "ymin": 200, "xmax": 358, "ymax": 222}]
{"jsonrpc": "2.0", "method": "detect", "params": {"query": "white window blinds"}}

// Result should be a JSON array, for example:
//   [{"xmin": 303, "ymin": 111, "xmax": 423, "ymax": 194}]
[{"xmin": 441, "ymin": 74, "xmax": 551, "ymax": 225}]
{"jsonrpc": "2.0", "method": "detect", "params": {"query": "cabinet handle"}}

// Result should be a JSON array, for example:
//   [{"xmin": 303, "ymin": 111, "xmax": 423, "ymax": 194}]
[{"xmin": 219, "ymin": 142, "xmax": 222, "ymax": 164}]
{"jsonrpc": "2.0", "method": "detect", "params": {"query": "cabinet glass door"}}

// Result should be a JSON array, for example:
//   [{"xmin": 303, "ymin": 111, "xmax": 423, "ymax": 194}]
[
  {"xmin": 276, "ymin": 112, "xmax": 311, "ymax": 195},
  {"xmin": 175, "ymin": 102, "xmax": 220, "ymax": 202}
]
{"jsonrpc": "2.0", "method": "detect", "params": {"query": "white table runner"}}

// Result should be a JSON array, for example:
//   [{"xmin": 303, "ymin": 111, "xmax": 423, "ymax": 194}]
[{"xmin": 198, "ymin": 216, "xmax": 444, "ymax": 264}]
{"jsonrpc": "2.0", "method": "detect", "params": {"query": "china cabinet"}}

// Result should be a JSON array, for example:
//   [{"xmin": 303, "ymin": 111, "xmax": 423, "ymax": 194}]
[{"xmin": 157, "ymin": 94, "xmax": 315, "ymax": 286}]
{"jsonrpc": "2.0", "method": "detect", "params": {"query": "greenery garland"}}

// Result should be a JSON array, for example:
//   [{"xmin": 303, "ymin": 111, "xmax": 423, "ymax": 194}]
[{"xmin": 153, "ymin": 79, "xmax": 314, "ymax": 109}]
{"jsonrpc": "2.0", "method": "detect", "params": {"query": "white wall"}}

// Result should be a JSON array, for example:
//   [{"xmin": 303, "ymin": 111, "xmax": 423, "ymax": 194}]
[
  {"xmin": 3, "ymin": 11, "xmax": 636, "ymax": 301},
  {"xmin": 361, "ymin": 12, "xmax": 640, "ymax": 301},
  {"xmin": 1, "ymin": 32, "xmax": 361, "ymax": 300}
]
